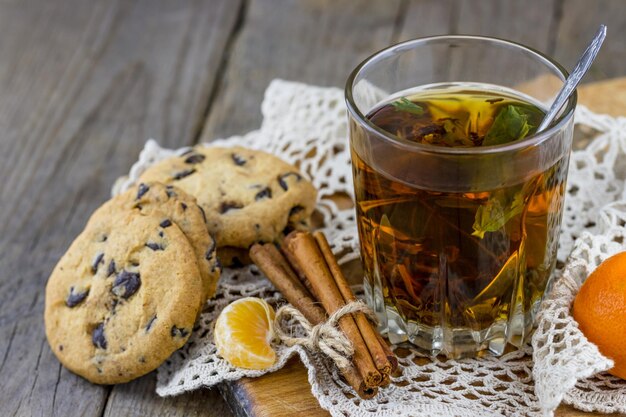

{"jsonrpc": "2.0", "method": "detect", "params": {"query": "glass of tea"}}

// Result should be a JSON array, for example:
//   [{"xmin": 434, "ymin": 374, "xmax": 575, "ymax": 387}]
[{"xmin": 346, "ymin": 36, "xmax": 576, "ymax": 358}]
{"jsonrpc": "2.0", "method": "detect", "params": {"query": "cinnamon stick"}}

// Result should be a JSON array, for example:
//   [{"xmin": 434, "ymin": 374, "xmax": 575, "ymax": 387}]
[
  {"xmin": 343, "ymin": 367, "xmax": 378, "ymax": 399},
  {"xmin": 250, "ymin": 243, "xmax": 325, "ymax": 324},
  {"xmin": 313, "ymin": 231, "xmax": 393, "ymax": 375},
  {"xmin": 250, "ymin": 243, "xmax": 376, "ymax": 398},
  {"xmin": 379, "ymin": 372, "xmax": 391, "ymax": 388},
  {"xmin": 279, "ymin": 244, "xmax": 318, "ymax": 299},
  {"xmin": 375, "ymin": 333, "xmax": 398, "ymax": 373},
  {"xmin": 283, "ymin": 231, "xmax": 382, "ymax": 387}
]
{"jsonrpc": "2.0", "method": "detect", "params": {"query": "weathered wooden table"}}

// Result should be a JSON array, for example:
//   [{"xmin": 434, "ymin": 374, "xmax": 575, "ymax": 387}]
[{"xmin": 1, "ymin": 1, "xmax": 625, "ymax": 416}]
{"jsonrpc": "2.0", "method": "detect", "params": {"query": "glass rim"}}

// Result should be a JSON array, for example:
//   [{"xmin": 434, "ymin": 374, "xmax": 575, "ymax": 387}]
[{"xmin": 345, "ymin": 35, "xmax": 577, "ymax": 156}]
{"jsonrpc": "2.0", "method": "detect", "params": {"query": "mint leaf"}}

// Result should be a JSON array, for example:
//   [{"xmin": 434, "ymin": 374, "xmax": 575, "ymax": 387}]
[
  {"xmin": 391, "ymin": 97, "xmax": 424, "ymax": 116},
  {"xmin": 472, "ymin": 189, "xmax": 525, "ymax": 238},
  {"xmin": 482, "ymin": 105, "xmax": 532, "ymax": 146}
]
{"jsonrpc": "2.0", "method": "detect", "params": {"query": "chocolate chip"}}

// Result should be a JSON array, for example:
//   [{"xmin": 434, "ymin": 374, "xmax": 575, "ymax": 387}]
[
  {"xmin": 92, "ymin": 323, "xmax": 107, "ymax": 349},
  {"xmin": 288, "ymin": 205, "xmax": 304, "ymax": 217},
  {"xmin": 255, "ymin": 187, "xmax": 272, "ymax": 201},
  {"xmin": 137, "ymin": 183, "xmax": 150, "ymax": 200},
  {"xmin": 66, "ymin": 287, "xmax": 89, "ymax": 307},
  {"xmin": 205, "ymin": 241, "xmax": 216, "ymax": 261},
  {"xmin": 158, "ymin": 231, "xmax": 164, "ymax": 238},
  {"xmin": 110, "ymin": 298, "xmax": 119, "ymax": 314},
  {"xmin": 278, "ymin": 172, "xmax": 302, "ymax": 191},
  {"xmin": 165, "ymin": 185, "xmax": 177, "ymax": 198},
  {"xmin": 184, "ymin": 153, "xmax": 205, "ymax": 164},
  {"xmin": 180, "ymin": 202, "xmax": 187, "ymax": 211},
  {"xmin": 231, "ymin": 153, "xmax": 246, "ymax": 166},
  {"xmin": 59, "ymin": 345, "xmax": 63, "ymax": 351},
  {"xmin": 98, "ymin": 234, "xmax": 108, "ymax": 242},
  {"xmin": 145, "ymin": 242, "xmax": 164, "ymax": 251},
  {"xmin": 160, "ymin": 219, "xmax": 172, "ymax": 228},
  {"xmin": 170, "ymin": 326, "xmax": 189, "ymax": 338},
  {"xmin": 282, "ymin": 225, "xmax": 295, "ymax": 236},
  {"xmin": 173, "ymin": 169, "xmax": 196, "ymax": 180},
  {"xmin": 91, "ymin": 253, "xmax": 104, "ymax": 274},
  {"xmin": 219, "ymin": 201, "xmax": 243, "ymax": 214},
  {"xmin": 139, "ymin": 356, "xmax": 146, "ymax": 363},
  {"xmin": 111, "ymin": 270, "xmax": 141, "ymax": 299},
  {"xmin": 145, "ymin": 315, "xmax": 157, "ymax": 332},
  {"xmin": 107, "ymin": 260, "xmax": 116, "ymax": 277},
  {"xmin": 198, "ymin": 206, "xmax": 207, "ymax": 224}
]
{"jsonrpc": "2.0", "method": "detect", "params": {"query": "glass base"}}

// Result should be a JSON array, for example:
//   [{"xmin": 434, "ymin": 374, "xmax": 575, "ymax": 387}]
[{"xmin": 364, "ymin": 279, "xmax": 537, "ymax": 359}]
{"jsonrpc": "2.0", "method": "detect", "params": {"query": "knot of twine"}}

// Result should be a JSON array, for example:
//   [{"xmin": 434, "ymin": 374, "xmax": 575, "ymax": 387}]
[{"xmin": 272, "ymin": 300, "xmax": 377, "ymax": 371}]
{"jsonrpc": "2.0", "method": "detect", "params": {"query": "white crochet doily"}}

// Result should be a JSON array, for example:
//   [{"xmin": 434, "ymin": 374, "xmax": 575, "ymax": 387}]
[{"xmin": 114, "ymin": 80, "xmax": 626, "ymax": 417}]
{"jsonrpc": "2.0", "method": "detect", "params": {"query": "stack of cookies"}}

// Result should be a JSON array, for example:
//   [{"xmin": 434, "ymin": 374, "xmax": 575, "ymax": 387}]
[{"xmin": 45, "ymin": 146, "xmax": 317, "ymax": 384}]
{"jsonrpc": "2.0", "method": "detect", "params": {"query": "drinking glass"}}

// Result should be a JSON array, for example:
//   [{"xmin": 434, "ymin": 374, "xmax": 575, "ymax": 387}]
[{"xmin": 345, "ymin": 36, "xmax": 576, "ymax": 358}]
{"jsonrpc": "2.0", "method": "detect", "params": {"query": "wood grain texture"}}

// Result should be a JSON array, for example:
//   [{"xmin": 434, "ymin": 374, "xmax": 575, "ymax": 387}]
[
  {"xmin": 385, "ymin": 0, "xmax": 561, "ymax": 100},
  {"xmin": 397, "ymin": 0, "xmax": 558, "ymax": 51},
  {"xmin": 454, "ymin": 0, "xmax": 558, "ymax": 51},
  {"xmin": 200, "ymin": 0, "xmax": 402, "ymax": 141},
  {"xmin": 103, "ymin": 373, "xmax": 232, "ymax": 417},
  {"xmin": 0, "ymin": 1, "xmax": 242, "ymax": 416},
  {"xmin": 394, "ymin": 0, "xmax": 456, "ymax": 41},
  {"xmin": 222, "ymin": 358, "xmax": 331, "ymax": 417},
  {"xmin": 554, "ymin": 0, "xmax": 626, "ymax": 82}
]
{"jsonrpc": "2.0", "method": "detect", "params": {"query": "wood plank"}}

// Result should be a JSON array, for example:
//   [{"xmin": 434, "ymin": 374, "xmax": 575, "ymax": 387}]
[
  {"xmin": 0, "ymin": 1, "xmax": 241, "ymax": 416},
  {"xmin": 450, "ymin": 0, "xmax": 558, "ymax": 82},
  {"xmin": 454, "ymin": 0, "xmax": 558, "ymax": 51},
  {"xmin": 398, "ymin": 0, "xmax": 558, "ymax": 51},
  {"xmin": 222, "ymin": 358, "xmax": 330, "ymax": 417},
  {"xmin": 394, "ymin": 0, "xmax": 457, "ymax": 41},
  {"xmin": 103, "ymin": 373, "xmax": 232, "ymax": 417},
  {"xmin": 200, "ymin": 0, "xmax": 402, "ymax": 141},
  {"xmin": 555, "ymin": 0, "xmax": 626, "ymax": 82}
]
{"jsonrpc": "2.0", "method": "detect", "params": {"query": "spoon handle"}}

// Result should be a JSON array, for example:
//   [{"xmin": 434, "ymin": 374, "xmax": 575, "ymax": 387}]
[{"xmin": 537, "ymin": 24, "xmax": 607, "ymax": 132}]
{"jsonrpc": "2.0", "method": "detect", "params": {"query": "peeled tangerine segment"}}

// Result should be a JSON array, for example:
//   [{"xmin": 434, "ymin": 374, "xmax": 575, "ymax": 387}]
[{"xmin": 214, "ymin": 297, "xmax": 277, "ymax": 370}]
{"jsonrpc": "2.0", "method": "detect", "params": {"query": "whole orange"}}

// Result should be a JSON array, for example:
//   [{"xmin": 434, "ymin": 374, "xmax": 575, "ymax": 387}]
[{"xmin": 572, "ymin": 251, "xmax": 626, "ymax": 380}]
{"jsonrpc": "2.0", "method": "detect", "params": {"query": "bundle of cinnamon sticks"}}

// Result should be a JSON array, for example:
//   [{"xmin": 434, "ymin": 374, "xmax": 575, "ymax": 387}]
[{"xmin": 249, "ymin": 230, "xmax": 397, "ymax": 399}]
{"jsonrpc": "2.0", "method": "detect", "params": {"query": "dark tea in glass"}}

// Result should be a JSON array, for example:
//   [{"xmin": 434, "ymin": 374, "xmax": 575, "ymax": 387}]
[{"xmin": 346, "ymin": 36, "xmax": 576, "ymax": 358}]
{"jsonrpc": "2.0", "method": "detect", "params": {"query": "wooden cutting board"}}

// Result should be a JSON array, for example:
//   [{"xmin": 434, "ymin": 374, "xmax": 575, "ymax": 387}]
[{"xmin": 220, "ymin": 78, "xmax": 626, "ymax": 417}]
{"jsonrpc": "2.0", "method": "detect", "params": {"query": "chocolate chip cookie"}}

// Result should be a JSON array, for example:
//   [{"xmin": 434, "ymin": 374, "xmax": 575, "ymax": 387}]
[
  {"xmin": 101, "ymin": 182, "xmax": 220, "ymax": 300},
  {"xmin": 45, "ymin": 209, "xmax": 202, "ymax": 384},
  {"xmin": 138, "ymin": 146, "xmax": 317, "ymax": 262}
]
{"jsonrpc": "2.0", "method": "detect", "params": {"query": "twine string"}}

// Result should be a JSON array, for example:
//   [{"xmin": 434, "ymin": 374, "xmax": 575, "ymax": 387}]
[{"xmin": 272, "ymin": 300, "xmax": 377, "ymax": 371}]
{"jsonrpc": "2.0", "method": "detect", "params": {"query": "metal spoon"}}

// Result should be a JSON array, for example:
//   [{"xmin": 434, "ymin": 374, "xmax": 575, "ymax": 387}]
[{"xmin": 536, "ymin": 24, "xmax": 607, "ymax": 132}]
